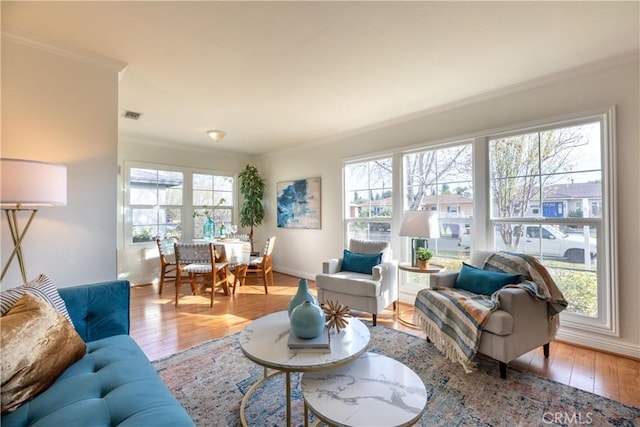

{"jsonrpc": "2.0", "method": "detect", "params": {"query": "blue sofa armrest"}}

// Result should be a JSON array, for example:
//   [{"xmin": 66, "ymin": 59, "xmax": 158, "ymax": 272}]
[{"xmin": 58, "ymin": 280, "xmax": 130, "ymax": 342}]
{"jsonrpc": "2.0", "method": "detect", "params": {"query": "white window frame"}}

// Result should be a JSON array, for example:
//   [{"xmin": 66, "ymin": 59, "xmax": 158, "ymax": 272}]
[
  {"xmin": 192, "ymin": 172, "xmax": 235, "ymax": 239},
  {"xmin": 342, "ymin": 107, "xmax": 617, "ymax": 338},
  {"xmin": 401, "ymin": 140, "xmax": 474, "ymax": 264},
  {"xmin": 343, "ymin": 155, "xmax": 395, "ymax": 242},
  {"xmin": 481, "ymin": 108, "xmax": 617, "ymax": 336},
  {"xmin": 124, "ymin": 162, "xmax": 185, "ymax": 247},
  {"xmin": 123, "ymin": 161, "xmax": 236, "ymax": 248}
]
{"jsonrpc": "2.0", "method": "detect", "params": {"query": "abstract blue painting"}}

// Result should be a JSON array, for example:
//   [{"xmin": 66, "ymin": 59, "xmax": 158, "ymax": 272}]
[{"xmin": 276, "ymin": 177, "xmax": 321, "ymax": 229}]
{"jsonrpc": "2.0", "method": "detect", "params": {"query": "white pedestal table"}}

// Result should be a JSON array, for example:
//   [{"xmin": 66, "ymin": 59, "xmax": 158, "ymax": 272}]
[
  {"xmin": 238, "ymin": 310, "xmax": 370, "ymax": 426},
  {"xmin": 301, "ymin": 352, "xmax": 427, "ymax": 427}
]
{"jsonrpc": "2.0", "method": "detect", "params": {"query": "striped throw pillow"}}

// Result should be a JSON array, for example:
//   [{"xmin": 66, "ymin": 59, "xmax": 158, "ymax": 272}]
[{"xmin": 0, "ymin": 274, "xmax": 73, "ymax": 326}]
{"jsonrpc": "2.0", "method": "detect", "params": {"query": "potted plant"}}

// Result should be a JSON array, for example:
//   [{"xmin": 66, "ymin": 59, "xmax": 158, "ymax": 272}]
[
  {"xmin": 415, "ymin": 247, "xmax": 433, "ymax": 270},
  {"xmin": 238, "ymin": 164, "xmax": 266, "ymax": 254}
]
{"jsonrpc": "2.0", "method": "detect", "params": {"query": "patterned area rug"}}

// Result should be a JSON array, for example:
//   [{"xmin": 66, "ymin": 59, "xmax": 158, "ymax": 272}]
[{"xmin": 153, "ymin": 325, "xmax": 639, "ymax": 426}]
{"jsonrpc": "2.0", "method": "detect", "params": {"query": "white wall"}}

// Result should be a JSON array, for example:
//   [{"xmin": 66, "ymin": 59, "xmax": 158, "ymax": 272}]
[
  {"xmin": 117, "ymin": 141, "xmax": 252, "ymax": 285},
  {"xmin": 258, "ymin": 54, "xmax": 640, "ymax": 357},
  {"xmin": 1, "ymin": 37, "xmax": 123, "ymax": 288},
  {"xmin": 7, "ymin": 30, "xmax": 634, "ymax": 357}
]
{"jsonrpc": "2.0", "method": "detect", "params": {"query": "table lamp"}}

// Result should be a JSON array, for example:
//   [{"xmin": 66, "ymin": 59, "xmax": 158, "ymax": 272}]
[
  {"xmin": 1, "ymin": 158, "xmax": 67, "ymax": 282},
  {"xmin": 399, "ymin": 210, "xmax": 440, "ymax": 267}
]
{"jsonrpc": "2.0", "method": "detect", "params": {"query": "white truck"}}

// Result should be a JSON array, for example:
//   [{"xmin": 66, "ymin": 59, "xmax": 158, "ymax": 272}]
[{"xmin": 459, "ymin": 224, "xmax": 597, "ymax": 263}]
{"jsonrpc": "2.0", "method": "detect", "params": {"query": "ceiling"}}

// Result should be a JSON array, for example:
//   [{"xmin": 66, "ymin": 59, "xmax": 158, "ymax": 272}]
[{"xmin": 2, "ymin": 1, "xmax": 639, "ymax": 156}]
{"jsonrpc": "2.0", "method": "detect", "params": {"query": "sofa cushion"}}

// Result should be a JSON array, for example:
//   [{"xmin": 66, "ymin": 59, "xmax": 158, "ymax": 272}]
[
  {"xmin": 454, "ymin": 263, "xmax": 522, "ymax": 296},
  {"xmin": 340, "ymin": 250, "xmax": 382, "ymax": 274},
  {"xmin": 0, "ymin": 274, "xmax": 73, "ymax": 325},
  {"xmin": 1, "ymin": 334, "xmax": 194, "ymax": 427},
  {"xmin": 58, "ymin": 281, "xmax": 130, "ymax": 343},
  {"xmin": 316, "ymin": 272, "xmax": 381, "ymax": 297},
  {"xmin": 1, "ymin": 294, "xmax": 86, "ymax": 414}
]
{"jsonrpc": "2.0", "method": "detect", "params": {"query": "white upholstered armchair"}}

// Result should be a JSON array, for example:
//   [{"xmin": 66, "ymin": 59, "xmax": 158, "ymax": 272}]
[{"xmin": 315, "ymin": 239, "xmax": 398, "ymax": 326}]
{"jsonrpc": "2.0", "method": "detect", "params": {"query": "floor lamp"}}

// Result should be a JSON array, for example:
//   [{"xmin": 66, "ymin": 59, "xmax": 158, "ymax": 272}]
[
  {"xmin": 399, "ymin": 210, "xmax": 440, "ymax": 267},
  {"xmin": 1, "ymin": 158, "xmax": 67, "ymax": 283}
]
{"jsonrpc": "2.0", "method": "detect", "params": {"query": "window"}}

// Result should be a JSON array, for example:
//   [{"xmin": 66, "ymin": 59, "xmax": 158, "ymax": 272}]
[
  {"xmin": 344, "ymin": 158, "xmax": 393, "ymax": 242},
  {"xmin": 125, "ymin": 163, "xmax": 235, "ymax": 245},
  {"xmin": 343, "ymin": 108, "xmax": 616, "ymax": 336},
  {"xmin": 404, "ymin": 143, "xmax": 473, "ymax": 268},
  {"xmin": 192, "ymin": 173, "xmax": 234, "ymax": 239},
  {"xmin": 129, "ymin": 168, "xmax": 184, "ymax": 243},
  {"xmin": 488, "ymin": 112, "xmax": 615, "ymax": 333}
]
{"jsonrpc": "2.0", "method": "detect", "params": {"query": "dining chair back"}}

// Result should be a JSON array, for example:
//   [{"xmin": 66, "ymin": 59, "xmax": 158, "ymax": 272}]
[
  {"xmin": 156, "ymin": 238, "xmax": 178, "ymax": 295},
  {"xmin": 213, "ymin": 244, "xmax": 227, "ymax": 262},
  {"xmin": 237, "ymin": 236, "xmax": 275, "ymax": 294},
  {"xmin": 173, "ymin": 242, "xmax": 229, "ymax": 307}
]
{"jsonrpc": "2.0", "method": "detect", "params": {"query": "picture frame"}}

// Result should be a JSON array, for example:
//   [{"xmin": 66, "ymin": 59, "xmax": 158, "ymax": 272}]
[{"xmin": 276, "ymin": 177, "xmax": 321, "ymax": 229}]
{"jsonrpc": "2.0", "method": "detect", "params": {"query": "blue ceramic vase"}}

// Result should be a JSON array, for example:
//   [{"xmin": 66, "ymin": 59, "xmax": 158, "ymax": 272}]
[
  {"xmin": 290, "ymin": 301, "xmax": 326, "ymax": 339},
  {"xmin": 203, "ymin": 218, "xmax": 215, "ymax": 240},
  {"xmin": 288, "ymin": 278, "xmax": 318, "ymax": 317}
]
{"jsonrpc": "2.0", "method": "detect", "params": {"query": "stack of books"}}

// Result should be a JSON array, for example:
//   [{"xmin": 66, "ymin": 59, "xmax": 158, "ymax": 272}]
[{"xmin": 287, "ymin": 328, "xmax": 331, "ymax": 353}]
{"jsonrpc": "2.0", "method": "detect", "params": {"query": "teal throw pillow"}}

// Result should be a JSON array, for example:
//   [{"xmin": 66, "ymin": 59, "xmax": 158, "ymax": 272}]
[
  {"xmin": 454, "ymin": 263, "xmax": 522, "ymax": 296},
  {"xmin": 340, "ymin": 250, "xmax": 383, "ymax": 275}
]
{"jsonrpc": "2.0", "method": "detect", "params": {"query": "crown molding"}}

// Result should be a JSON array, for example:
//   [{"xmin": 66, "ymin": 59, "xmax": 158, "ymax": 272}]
[
  {"xmin": 261, "ymin": 49, "xmax": 640, "ymax": 159},
  {"xmin": 2, "ymin": 27, "xmax": 128, "ymax": 80},
  {"xmin": 373, "ymin": 50, "xmax": 640, "ymax": 135}
]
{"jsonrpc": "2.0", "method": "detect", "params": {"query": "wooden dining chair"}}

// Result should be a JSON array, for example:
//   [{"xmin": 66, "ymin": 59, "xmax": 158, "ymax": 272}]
[
  {"xmin": 237, "ymin": 236, "xmax": 275, "ymax": 294},
  {"xmin": 156, "ymin": 238, "xmax": 178, "ymax": 295},
  {"xmin": 211, "ymin": 244, "xmax": 243, "ymax": 295},
  {"xmin": 173, "ymin": 242, "xmax": 229, "ymax": 307}
]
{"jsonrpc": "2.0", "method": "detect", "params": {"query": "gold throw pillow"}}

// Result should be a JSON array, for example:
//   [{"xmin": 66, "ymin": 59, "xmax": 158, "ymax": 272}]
[{"xmin": 1, "ymin": 294, "xmax": 86, "ymax": 414}]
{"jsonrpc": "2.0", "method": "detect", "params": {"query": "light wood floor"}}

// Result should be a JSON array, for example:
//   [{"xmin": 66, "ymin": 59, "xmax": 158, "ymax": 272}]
[{"xmin": 130, "ymin": 271, "xmax": 640, "ymax": 408}]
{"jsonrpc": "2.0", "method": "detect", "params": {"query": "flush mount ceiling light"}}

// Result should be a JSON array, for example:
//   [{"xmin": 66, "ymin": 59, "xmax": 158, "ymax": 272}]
[{"xmin": 207, "ymin": 130, "xmax": 226, "ymax": 142}]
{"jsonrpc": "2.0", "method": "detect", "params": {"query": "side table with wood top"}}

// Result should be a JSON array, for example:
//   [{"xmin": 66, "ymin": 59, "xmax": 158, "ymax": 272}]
[{"xmin": 397, "ymin": 262, "xmax": 444, "ymax": 327}]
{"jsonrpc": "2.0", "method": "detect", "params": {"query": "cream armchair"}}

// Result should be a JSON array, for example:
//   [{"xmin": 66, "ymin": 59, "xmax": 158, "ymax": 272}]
[
  {"xmin": 315, "ymin": 239, "xmax": 398, "ymax": 326},
  {"xmin": 419, "ymin": 250, "xmax": 559, "ymax": 379}
]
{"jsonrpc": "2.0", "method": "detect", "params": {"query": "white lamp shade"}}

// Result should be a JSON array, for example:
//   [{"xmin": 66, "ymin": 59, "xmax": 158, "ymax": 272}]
[
  {"xmin": 1, "ymin": 158, "xmax": 67, "ymax": 207},
  {"xmin": 399, "ymin": 210, "xmax": 440, "ymax": 239}
]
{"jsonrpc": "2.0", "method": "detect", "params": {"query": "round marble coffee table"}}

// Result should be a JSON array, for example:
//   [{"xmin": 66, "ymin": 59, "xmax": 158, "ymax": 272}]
[
  {"xmin": 301, "ymin": 352, "xmax": 427, "ymax": 427},
  {"xmin": 239, "ymin": 310, "xmax": 370, "ymax": 427}
]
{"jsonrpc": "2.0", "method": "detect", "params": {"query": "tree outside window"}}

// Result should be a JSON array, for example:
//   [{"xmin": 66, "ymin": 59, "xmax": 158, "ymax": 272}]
[
  {"xmin": 345, "ymin": 158, "xmax": 392, "ymax": 241},
  {"xmin": 404, "ymin": 144, "xmax": 473, "ymax": 267},
  {"xmin": 342, "ymin": 109, "xmax": 614, "ymax": 332},
  {"xmin": 489, "ymin": 121, "xmax": 602, "ymax": 317}
]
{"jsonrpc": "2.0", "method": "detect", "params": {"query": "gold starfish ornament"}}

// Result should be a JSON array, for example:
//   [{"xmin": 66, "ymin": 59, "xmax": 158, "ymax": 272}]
[{"xmin": 323, "ymin": 300, "xmax": 350, "ymax": 333}]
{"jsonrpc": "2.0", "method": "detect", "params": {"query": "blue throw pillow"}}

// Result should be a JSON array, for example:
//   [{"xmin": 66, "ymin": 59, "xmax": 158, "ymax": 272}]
[
  {"xmin": 340, "ymin": 250, "xmax": 383, "ymax": 275},
  {"xmin": 454, "ymin": 263, "xmax": 522, "ymax": 296}
]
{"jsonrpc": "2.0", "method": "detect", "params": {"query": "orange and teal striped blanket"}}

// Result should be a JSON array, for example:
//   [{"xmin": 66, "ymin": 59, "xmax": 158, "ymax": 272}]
[
  {"xmin": 414, "ymin": 287, "xmax": 498, "ymax": 373},
  {"xmin": 414, "ymin": 251, "xmax": 567, "ymax": 373},
  {"xmin": 483, "ymin": 251, "xmax": 568, "ymax": 320}
]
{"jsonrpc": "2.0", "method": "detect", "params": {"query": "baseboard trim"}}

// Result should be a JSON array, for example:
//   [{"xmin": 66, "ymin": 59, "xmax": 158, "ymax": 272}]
[
  {"xmin": 555, "ymin": 328, "xmax": 640, "ymax": 360},
  {"xmin": 273, "ymin": 266, "xmax": 315, "ymax": 282}
]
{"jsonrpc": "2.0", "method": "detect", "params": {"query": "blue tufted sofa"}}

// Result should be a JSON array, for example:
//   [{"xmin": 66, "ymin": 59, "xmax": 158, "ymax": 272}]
[{"xmin": 1, "ymin": 280, "xmax": 194, "ymax": 427}]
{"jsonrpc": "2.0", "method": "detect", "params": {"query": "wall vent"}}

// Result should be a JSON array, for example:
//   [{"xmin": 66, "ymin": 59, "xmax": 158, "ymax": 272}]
[{"xmin": 122, "ymin": 110, "xmax": 143, "ymax": 120}]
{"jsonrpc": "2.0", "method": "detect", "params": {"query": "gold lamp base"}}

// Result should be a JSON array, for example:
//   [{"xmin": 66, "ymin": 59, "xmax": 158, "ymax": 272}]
[{"xmin": 1, "ymin": 208, "xmax": 38, "ymax": 283}]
